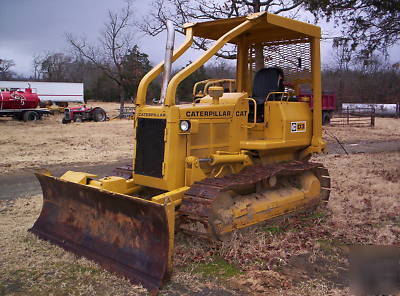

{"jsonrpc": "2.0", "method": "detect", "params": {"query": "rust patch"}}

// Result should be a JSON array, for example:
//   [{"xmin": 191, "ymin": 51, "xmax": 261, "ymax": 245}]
[{"xmin": 30, "ymin": 173, "xmax": 170, "ymax": 294}]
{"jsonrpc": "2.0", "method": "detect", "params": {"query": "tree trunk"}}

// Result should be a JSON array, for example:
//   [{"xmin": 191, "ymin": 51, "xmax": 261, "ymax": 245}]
[
  {"xmin": 254, "ymin": 44, "xmax": 265, "ymax": 71},
  {"xmin": 119, "ymin": 89, "xmax": 126, "ymax": 118},
  {"xmin": 253, "ymin": 0, "xmax": 264, "ymax": 71}
]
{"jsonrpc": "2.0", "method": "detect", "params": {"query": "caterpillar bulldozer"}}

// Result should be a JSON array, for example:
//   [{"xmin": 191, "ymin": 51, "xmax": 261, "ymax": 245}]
[{"xmin": 30, "ymin": 12, "xmax": 330, "ymax": 293}]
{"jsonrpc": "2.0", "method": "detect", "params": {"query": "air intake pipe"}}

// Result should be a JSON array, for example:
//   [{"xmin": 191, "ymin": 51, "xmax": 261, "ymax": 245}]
[{"xmin": 160, "ymin": 20, "xmax": 175, "ymax": 104}]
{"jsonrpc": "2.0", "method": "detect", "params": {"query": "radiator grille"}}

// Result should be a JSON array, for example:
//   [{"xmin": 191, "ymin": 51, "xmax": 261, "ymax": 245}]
[{"xmin": 134, "ymin": 118, "xmax": 166, "ymax": 178}]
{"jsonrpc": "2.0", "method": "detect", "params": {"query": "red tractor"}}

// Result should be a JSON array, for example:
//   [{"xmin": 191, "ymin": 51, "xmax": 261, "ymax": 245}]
[{"xmin": 62, "ymin": 105, "xmax": 107, "ymax": 124}]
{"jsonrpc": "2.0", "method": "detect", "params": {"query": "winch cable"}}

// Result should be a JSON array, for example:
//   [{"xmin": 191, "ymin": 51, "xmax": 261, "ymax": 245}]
[{"xmin": 324, "ymin": 129, "xmax": 349, "ymax": 155}]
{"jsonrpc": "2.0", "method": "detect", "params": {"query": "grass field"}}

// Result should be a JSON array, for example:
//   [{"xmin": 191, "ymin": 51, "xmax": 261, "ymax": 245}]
[
  {"xmin": 1, "ymin": 103, "xmax": 399, "ymax": 295},
  {"xmin": 0, "ymin": 101, "xmax": 399, "ymax": 175},
  {"xmin": 0, "ymin": 102, "xmax": 134, "ymax": 175},
  {"xmin": 1, "ymin": 152, "xmax": 399, "ymax": 295}
]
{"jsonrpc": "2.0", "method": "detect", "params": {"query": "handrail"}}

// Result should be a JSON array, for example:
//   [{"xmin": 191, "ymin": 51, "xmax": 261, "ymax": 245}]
[
  {"xmin": 243, "ymin": 98, "xmax": 257, "ymax": 128},
  {"xmin": 265, "ymin": 91, "xmax": 291, "ymax": 102},
  {"xmin": 192, "ymin": 79, "xmax": 237, "ymax": 103},
  {"xmin": 165, "ymin": 18, "xmax": 258, "ymax": 106},
  {"xmin": 135, "ymin": 28, "xmax": 194, "ymax": 106},
  {"xmin": 204, "ymin": 79, "xmax": 235, "ymax": 95},
  {"xmin": 192, "ymin": 79, "xmax": 217, "ymax": 97}
]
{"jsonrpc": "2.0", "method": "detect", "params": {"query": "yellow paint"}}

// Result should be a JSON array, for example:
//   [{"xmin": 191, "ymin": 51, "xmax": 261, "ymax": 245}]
[
  {"xmin": 136, "ymin": 28, "xmax": 194, "ymax": 105},
  {"xmin": 60, "ymin": 171, "xmax": 97, "ymax": 185},
  {"xmin": 208, "ymin": 86, "xmax": 224, "ymax": 104},
  {"xmin": 69, "ymin": 11, "xmax": 325, "ymax": 197},
  {"xmin": 165, "ymin": 18, "xmax": 258, "ymax": 105},
  {"xmin": 214, "ymin": 172, "xmax": 321, "ymax": 235},
  {"xmin": 151, "ymin": 186, "xmax": 190, "ymax": 206},
  {"xmin": 185, "ymin": 156, "xmax": 207, "ymax": 185},
  {"xmin": 88, "ymin": 177, "xmax": 140, "ymax": 195},
  {"xmin": 51, "ymin": 12, "xmax": 328, "ymax": 280},
  {"xmin": 193, "ymin": 79, "xmax": 236, "ymax": 98},
  {"xmin": 209, "ymin": 152, "xmax": 252, "ymax": 166}
]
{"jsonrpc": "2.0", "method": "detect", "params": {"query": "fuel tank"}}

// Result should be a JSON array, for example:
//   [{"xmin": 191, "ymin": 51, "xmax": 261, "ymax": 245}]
[{"xmin": 0, "ymin": 88, "xmax": 40, "ymax": 109}]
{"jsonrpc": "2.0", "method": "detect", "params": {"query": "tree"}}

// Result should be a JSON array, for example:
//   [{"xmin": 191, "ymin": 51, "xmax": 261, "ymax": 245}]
[
  {"xmin": 67, "ymin": 1, "xmax": 150, "ymax": 111},
  {"xmin": 33, "ymin": 53, "xmax": 73, "ymax": 81},
  {"xmin": 142, "ymin": 0, "xmax": 309, "ymax": 68},
  {"xmin": 176, "ymin": 63, "xmax": 208, "ymax": 101},
  {"xmin": 322, "ymin": 53, "xmax": 400, "ymax": 105},
  {"xmin": 0, "ymin": 58, "xmax": 16, "ymax": 80},
  {"xmin": 332, "ymin": 38, "xmax": 353, "ymax": 71},
  {"xmin": 33, "ymin": 52, "xmax": 92, "ymax": 82},
  {"xmin": 120, "ymin": 45, "xmax": 153, "ymax": 99},
  {"xmin": 305, "ymin": 0, "xmax": 400, "ymax": 59},
  {"xmin": 205, "ymin": 60, "xmax": 235, "ymax": 79}
]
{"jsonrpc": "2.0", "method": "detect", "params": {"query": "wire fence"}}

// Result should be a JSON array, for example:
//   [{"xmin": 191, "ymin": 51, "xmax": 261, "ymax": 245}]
[
  {"xmin": 114, "ymin": 107, "xmax": 135, "ymax": 119},
  {"xmin": 330, "ymin": 107, "xmax": 375, "ymax": 127}
]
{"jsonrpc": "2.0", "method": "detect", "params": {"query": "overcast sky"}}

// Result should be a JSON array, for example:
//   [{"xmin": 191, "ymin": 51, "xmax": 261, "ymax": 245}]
[{"xmin": 1, "ymin": 0, "xmax": 398, "ymax": 76}]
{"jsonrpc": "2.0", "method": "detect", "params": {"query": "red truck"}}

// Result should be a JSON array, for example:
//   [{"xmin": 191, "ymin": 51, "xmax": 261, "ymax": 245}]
[
  {"xmin": 299, "ymin": 90, "xmax": 336, "ymax": 125},
  {"xmin": 0, "ymin": 87, "xmax": 51, "ymax": 121}
]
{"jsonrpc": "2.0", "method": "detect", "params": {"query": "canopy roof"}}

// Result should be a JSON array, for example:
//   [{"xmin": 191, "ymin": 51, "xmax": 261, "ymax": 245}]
[{"xmin": 185, "ymin": 12, "xmax": 320, "ymax": 44}]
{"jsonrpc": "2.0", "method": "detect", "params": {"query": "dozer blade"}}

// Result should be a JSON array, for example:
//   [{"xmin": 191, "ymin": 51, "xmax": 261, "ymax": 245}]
[{"xmin": 29, "ymin": 173, "xmax": 172, "ymax": 293}]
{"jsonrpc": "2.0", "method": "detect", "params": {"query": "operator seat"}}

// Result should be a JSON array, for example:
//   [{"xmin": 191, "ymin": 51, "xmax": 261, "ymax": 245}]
[{"xmin": 250, "ymin": 67, "xmax": 284, "ymax": 122}]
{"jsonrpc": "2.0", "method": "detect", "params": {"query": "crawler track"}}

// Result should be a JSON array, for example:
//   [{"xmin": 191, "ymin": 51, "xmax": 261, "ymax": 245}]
[{"xmin": 178, "ymin": 161, "xmax": 330, "ymax": 239}]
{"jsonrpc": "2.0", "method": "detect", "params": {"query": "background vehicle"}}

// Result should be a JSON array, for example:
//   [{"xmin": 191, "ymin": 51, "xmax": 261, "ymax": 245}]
[
  {"xmin": 299, "ymin": 90, "xmax": 336, "ymax": 124},
  {"xmin": 0, "ymin": 81, "xmax": 84, "ymax": 105},
  {"xmin": 30, "ymin": 13, "xmax": 330, "ymax": 293},
  {"xmin": 0, "ymin": 87, "xmax": 51, "ymax": 121},
  {"xmin": 62, "ymin": 105, "xmax": 107, "ymax": 123}
]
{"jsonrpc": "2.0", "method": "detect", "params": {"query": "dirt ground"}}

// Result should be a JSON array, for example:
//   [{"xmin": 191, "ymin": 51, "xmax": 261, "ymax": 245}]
[
  {"xmin": 1, "ymin": 103, "xmax": 399, "ymax": 175},
  {"xmin": 0, "ymin": 102, "xmax": 134, "ymax": 175},
  {"xmin": 1, "ymin": 150, "xmax": 399, "ymax": 295},
  {"xmin": 324, "ymin": 117, "xmax": 400, "ymax": 144},
  {"xmin": 1, "ymin": 105, "xmax": 399, "ymax": 295}
]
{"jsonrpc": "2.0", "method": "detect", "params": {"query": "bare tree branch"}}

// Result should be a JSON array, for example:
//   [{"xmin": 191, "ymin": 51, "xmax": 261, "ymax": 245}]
[
  {"xmin": 305, "ymin": 0, "xmax": 400, "ymax": 59},
  {"xmin": 67, "ymin": 0, "xmax": 150, "ymax": 110},
  {"xmin": 141, "ymin": 0, "xmax": 314, "ymax": 62}
]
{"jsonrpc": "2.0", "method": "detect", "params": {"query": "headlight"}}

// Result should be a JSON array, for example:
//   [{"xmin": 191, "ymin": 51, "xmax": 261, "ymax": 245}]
[{"xmin": 179, "ymin": 120, "xmax": 191, "ymax": 132}]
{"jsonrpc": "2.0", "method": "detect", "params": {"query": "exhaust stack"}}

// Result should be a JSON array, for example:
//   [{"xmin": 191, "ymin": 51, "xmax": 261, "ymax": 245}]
[{"xmin": 160, "ymin": 20, "xmax": 175, "ymax": 104}]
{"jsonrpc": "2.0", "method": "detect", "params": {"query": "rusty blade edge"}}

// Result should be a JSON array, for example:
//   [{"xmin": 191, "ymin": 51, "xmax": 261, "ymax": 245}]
[
  {"xmin": 31, "ymin": 173, "xmax": 169, "ymax": 294},
  {"xmin": 28, "ymin": 225, "xmax": 162, "ymax": 294}
]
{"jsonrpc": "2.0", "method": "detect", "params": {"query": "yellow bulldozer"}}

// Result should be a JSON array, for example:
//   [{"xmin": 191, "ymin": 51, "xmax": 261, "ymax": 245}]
[{"xmin": 30, "ymin": 12, "xmax": 330, "ymax": 293}]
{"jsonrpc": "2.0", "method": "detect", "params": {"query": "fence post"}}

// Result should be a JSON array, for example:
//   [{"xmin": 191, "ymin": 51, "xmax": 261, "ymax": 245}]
[
  {"xmin": 396, "ymin": 102, "xmax": 400, "ymax": 119},
  {"xmin": 347, "ymin": 107, "xmax": 350, "ymax": 125},
  {"xmin": 371, "ymin": 108, "xmax": 375, "ymax": 126}
]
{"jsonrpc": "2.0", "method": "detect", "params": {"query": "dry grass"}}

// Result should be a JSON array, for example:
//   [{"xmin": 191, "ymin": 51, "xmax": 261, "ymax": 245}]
[
  {"xmin": 0, "ymin": 102, "xmax": 134, "ymax": 175},
  {"xmin": 0, "ymin": 196, "xmax": 147, "ymax": 296},
  {"xmin": 2, "ymin": 151, "xmax": 399, "ymax": 295},
  {"xmin": 171, "ymin": 151, "xmax": 400, "ymax": 295},
  {"xmin": 323, "ymin": 118, "xmax": 400, "ymax": 144},
  {"xmin": 1, "ymin": 105, "xmax": 398, "ymax": 176},
  {"xmin": 1, "ymin": 104, "xmax": 399, "ymax": 294}
]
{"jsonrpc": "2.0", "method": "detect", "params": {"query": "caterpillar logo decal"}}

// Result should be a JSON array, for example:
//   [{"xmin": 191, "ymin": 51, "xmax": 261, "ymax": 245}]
[
  {"xmin": 138, "ymin": 112, "xmax": 166, "ymax": 117},
  {"xmin": 184, "ymin": 110, "xmax": 248, "ymax": 118},
  {"xmin": 290, "ymin": 121, "xmax": 306, "ymax": 133}
]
